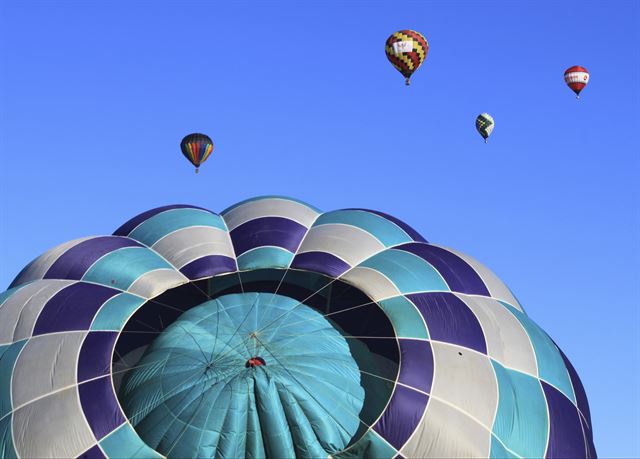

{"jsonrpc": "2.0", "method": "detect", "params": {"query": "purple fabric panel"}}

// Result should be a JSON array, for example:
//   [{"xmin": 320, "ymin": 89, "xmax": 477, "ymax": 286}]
[
  {"xmin": 33, "ymin": 283, "xmax": 119, "ymax": 335},
  {"xmin": 78, "ymin": 332, "xmax": 118, "ymax": 382},
  {"xmin": 44, "ymin": 237, "xmax": 142, "ymax": 280},
  {"xmin": 581, "ymin": 417, "xmax": 598, "ymax": 459},
  {"xmin": 77, "ymin": 444, "xmax": 106, "ymax": 459},
  {"xmin": 398, "ymin": 339, "xmax": 433, "ymax": 394},
  {"xmin": 290, "ymin": 251, "xmax": 350, "ymax": 278},
  {"xmin": 373, "ymin": 384, "xmax": 428, "ymax": 450},
  {"xmin": 230, "ymin": 217, "xmax": 307, "ymax": 255},
  {"xmin": 113, "ymin": 204, "xmax": 212, "ymax": 236},
  {"xmin": 557, "ymin": 346, "xmax": 593, "ymax": 428},
  {"xmin": 554, "ymin": 346, "xmax": 597, "ymax": 457},
  {"xmin": 78, "ymin": 376, "xmax": 126, "ymax": 441},
  {"xmin": 180, "ymin": 255, "xmax": 237, "ymax": 279},
  {"xmin": 397, "ymin": 243, "xmax": 490, "ymax": 296},
  {"xmin": 542, "ymin": 381, "xmax": 587, "ymax": 459},
  {"xmin": 408, "ymin": 292, "xmax": 487, "ymax": 354},
  {"xmin": 350, "ymin": 209, "xmax": 427, "ymax": 243}
]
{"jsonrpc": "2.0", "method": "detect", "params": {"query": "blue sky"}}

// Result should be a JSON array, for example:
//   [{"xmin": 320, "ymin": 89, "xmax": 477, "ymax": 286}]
[{"xmin": 0, "ymin": 1, "xmax": 638, "ymax": 456}]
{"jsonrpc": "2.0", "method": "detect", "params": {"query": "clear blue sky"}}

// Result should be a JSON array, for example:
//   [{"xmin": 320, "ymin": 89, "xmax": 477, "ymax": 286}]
[{"xmin": 1, "ymin": 1, "xmax": 638, "ymax": 456}]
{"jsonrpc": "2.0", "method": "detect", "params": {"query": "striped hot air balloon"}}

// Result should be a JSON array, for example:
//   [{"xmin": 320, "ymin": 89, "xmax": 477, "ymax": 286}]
[
  {"xmin": 0, "ymin": 196, "xmax": 597, "ymax": 459},
  {"xmin": 564, "ymin": 66, "xmax": 590, "ymax": 99},
  {"xmin": 180, "ymin": 133, "xmax": 214, "ymax": 173},
  {"xmin": 385, "ymin": 30, "xmax": 429, "ymax": 86}
]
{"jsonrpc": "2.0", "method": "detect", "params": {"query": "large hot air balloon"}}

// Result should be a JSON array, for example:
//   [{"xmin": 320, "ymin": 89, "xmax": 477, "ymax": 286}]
[
  {"xmin": 385, "ymin": 30, "xmax": 429, "ymax": 85},
  {"xmin": 0, "ymin": 196, "xmax": 596, "ymax": 458},
  {"xmin": 476, "ymin": 113, "xmax": 495, "ymax": 143},
  {"xmin": 180, "ymin": 133, "xmax": 214, "ymax": 173},
  {"xmin": 564, "ymin": 66, "xmax": 590, "ymax": 98}
]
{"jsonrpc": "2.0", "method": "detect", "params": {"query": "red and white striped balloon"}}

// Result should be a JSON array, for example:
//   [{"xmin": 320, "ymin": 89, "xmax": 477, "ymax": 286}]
[{"xmin": 564, "ymin": 66, "xmax": 590, "ymax": 98}]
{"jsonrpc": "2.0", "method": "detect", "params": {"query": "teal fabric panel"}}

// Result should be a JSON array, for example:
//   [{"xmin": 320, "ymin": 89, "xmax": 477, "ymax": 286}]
[
  {"xmin": 82, "ymin": 247, "xmax": 173, "ymax": 289},
  {"xmin": 118, "ymin": 293, "xmax": 365, "ymax": 458},
  {"xmin": 489, "ymin": 435, "xmax": 519, "ymax": 459},
  {"xmin": 91, "ymin": 293, "xmax": 146, "ymax": 331},
  {"xmin": 128, "ymin": 208, "xmax": 226, "ymax": 245},
  {"xmin": 0, "ymin": 340, "xmax": 26, "ymax": 419},
  {"xmin": 501, "ymin": 302, "xmax": 576, "ymax": 403},
  {"xmin": 491, "ymin": 360, "xmax": 548, "ymax": 458},
  {"xmin": 99, "ymin": 423, "xmax": 163, "ymax": 458},
  {"xmin": 378, "ymin": 296, "xmax": 429, "ymax": 339},
  {"xmin": 314, "ymin": 211, "xmax": 413, "ymax": 247},
  {"xmin": 236, "ymin": 247, "xmax": 294, "ymax": 270},
  {"xmin": 336, "ymin": 430, "xmax": 398, "ymax": 458},
  {"xmin": 0, "ymin": 415, "xmax": 17, "ymax": 459},
  {"xmin": 359, "ymin": 249, "xmax": 449, "ymax": 294}
]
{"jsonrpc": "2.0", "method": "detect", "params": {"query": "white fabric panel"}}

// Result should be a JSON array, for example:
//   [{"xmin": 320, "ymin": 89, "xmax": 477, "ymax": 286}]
[
  {"xmin": 127, "ymin": 269, "xmax": 186, "ymax": 298},
  {"xmin": 401, "ymin": 398, "xmax": 491, "ymax": 458},
  {"xmin": 12, "ymin": 387, "xmax": 96, "ymax": 459},
  {"xmin": 12, "ymin": 332, "xmax": 86, "ymax": 407},
  {"xmin": 455, "ymin": 293, "xmax": 538, "ymax": 376},
  {"xmin": 222, "ymin": 198, "xmax": 319, "ymax": 230},
  {"xmin": 341, "ymin": 267, "xmax": 401, "ymax": 302},
  {"xmin": 0, "ymin": 280, "xmax": 75, "ymax": 345},
  {"xmin": 11, "ymin": 237, "xmax": 92, "ymax": 286},
  {"xmin": 152, "ymin": 226, "xmax": 235, "ymax": 267},
  {"xmin": 433, "ymin": 244, "xmax": 522, "ymax": 311},
  {"xmin": 297, "ymin": 224, "xmax": 385, "ymax": 266},
  {"xmin": 430, "ymin": 342, "xmax": 498, "ymax": 430}
]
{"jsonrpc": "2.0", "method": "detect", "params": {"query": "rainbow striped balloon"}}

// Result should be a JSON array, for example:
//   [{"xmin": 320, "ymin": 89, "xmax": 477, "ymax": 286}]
[{"xmin": 180, "ymin": 133, "xmax": 214, "ymax": 173}]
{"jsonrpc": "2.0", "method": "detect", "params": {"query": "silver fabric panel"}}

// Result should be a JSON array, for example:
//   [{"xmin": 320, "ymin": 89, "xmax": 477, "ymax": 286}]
[
  {"xmin": 151, "ymin": 226, "xmax": 235, "ymax": 267},
  {"xmin": 430, "ymin": 342, "xmax": 498, "ymax": 430},
  {"xmin": 12, "ymin": 387, "xmax": 96, "ymax": 459},
  {"xmin": 127, "ymin": 269, "xmax": 186, "ymax": 298},
  {"xmin": 401, "ymin": 398, "xmax": 491, "ymax": 458},
  {"xmin": 222, "ymin": 198, "xmax": 319, "ymax": 230},
  {"xmin": 455, "ymin": 293, "xmax": 538, "ymax": 376},
  {"xmin": 0, "ymin": 280, "xmax": 75, "ymax": 345},
  {"xmin": 10, "ymin": 237, "xmax": 92, "ymax": 286},
  {"xmin": 298, "ymin": 224, "xmax": 385, "ymax": 266},
  {"xmin": 12, "ymin": 332, "xmax": 86, "ymax": 408},
  {"xmin": 342, "ymin": 267, "xmax": 401, "ymax": 302},
  {"xmin": 433, "ymin": 244, "xmax": 522, "ymax": 311}
]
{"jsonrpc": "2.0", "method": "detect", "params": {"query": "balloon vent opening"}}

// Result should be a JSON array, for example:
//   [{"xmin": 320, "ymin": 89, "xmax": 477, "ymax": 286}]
[{"xmin": 245, "ymin": 356, "xmax": 266, "ymax": 368}]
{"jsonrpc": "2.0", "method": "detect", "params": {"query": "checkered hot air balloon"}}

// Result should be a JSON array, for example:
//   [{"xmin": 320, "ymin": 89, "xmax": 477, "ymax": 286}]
[
  {"xmin": 564, "ymin": 66, "xmax": 590, "ymax": 99},
  {"xmin": 0, "ymin": 197, "xmax": 596, "ymax": 458},
  {"xmin": 385, "ymin": 30, "xmax": 429, "ymax": 86},
  {"xmin": 476, "ymin": 113, "xmax": 495, "ymax": 143},
  {"xmin": 180, "ymin": 133, "xmax": 214, "ymax": 173}
]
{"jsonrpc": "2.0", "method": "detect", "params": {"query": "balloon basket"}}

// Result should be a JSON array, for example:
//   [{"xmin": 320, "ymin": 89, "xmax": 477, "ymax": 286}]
[{"xmin": 405, "ymin": 77, "xmax": 410, "ymax": 86}]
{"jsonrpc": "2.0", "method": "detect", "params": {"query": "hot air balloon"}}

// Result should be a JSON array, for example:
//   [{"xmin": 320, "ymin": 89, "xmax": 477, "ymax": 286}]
[
  {"xmin": 385, "ymin": 30, "xmax": 429, "ymax": 85},
  {"xmin": 476, "ymin": 113, "xmax": 495, "ymax": 143},
  {"xmin": 0, "ymin": 196, "xmax": 597, "ymax": 458},
  {"xmin": 564, "ymin": 66, "xmax": 590, "ymax": 98},
  {"xmin": 180, "ymin": 133, "xmax": 214, "ymax": 173}
]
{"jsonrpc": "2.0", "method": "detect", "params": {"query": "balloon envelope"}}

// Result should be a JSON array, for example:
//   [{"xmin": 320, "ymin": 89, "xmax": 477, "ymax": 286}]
[
  {"xmin": 0, "ymin": 196, "xmax": 597, "ymax": 458},
  {"xmin": 564, "ymin": 66, "xmax": 590, "ymax": 97},
  {"xmin": 180, "ymin": 133, "xmax": 214, "ymax": 172},
  {"xmin": 385, "ymin": 30, "xmax": 429, "ymax": 85},
  {"xmin": 476, "ymin": 113, "xmax": 495, "ymax": 142}
]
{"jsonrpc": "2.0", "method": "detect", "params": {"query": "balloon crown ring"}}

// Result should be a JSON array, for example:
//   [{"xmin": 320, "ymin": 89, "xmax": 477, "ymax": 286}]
[{"xmin": 245, "ymin": 356, "xmax": 266, "ymax": 368}]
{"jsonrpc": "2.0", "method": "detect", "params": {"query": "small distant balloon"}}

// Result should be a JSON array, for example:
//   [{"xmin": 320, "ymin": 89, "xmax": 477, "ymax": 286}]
[
  {"xmin": 476, "ymin": 113, "xmax": 494, "ymax": 143},
  {"xmin": 564, "ymin": 66, "xmax": 589, "ymax": 99},
  {"xmin": 385, "ymin": 30, "xmax": 429, "ymax": 86},
  {"xmin": 180, "ymin": 133, "xmax": 214, "ymax": 173}
]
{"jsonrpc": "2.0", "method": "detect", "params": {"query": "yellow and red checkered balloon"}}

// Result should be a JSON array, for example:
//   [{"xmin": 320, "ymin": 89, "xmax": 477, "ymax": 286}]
[{"xmin": 385, "ymin": 30, "xmax": 429, "ymax": 86}]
